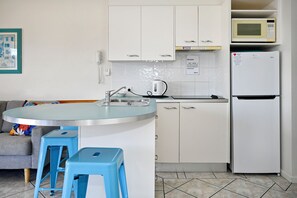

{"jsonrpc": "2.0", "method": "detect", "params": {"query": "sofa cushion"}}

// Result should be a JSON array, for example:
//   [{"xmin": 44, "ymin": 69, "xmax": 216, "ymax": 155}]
[
  {"xmin": 0, "ymin": 101, "xmax": 7, "ymax": 131},
  {"xmin": 0, "ymin": 133, "xmax": 32, "ymax": 155},
  {"xmin": 1, "ymin": 101, "xmax": 25, "ymax": 133}
]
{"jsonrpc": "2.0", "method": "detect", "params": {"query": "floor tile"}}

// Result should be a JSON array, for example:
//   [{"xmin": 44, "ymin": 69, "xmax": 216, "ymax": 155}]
[
  {"xmin": 4, "ymin": 188, "xmax": 43, "ymax": 198},
  {"xmin": 155, "ymin": 190, "xmax": 165, "ymax": 198},
  {"xmin": 269, "ymin": 176, "xmax": 291, "ymax": 191},
  {"xmin": 272, "ymin": 183, "xmax": 286, "ymax": 192},
  {"xmin": 0, "ymin": 171, "xmax": 35, "ymax": 198},
  {"xmin": 177, "ymin": 179, "xmax": 220, "ymax": 198},
  {"xmin": 225, "ymin": 178, "xmax": 268, "ymax": 197},
  {"xmin": 244, "ymin": 174, "xmax": 275, "ymax": 188},
  {"xmin": 165, "ymin": 189, "xmax": 195, "ymax": 198},
  {"xmin": 164, "ymin": 184, "xmax": 174, "ymax": 193},
  {"xmin": 164, "ymin": 179, "xmax": 191, "ymax": 188},
  {"xmin": 156, "ymin": 172, "xmax": 178, "ymax": 179},
  {"xmin": 211, "ymin": 189, "xmax": 246, "ymax": 198},
  {"xmin": 213, "ymin": 172, "xmax": 245, "ymax": 179},
  {"xmin": 262, "ymin": 188, "xmax": 297, "ymax": 198},
  {"xmin": 185, "ymin": 172, "xmax": 216, "ymax": 179},
  {"xmin": 199, "ymin": 178, "xmax": 234, "ymax": 188},
  {"xmin": 155, "ymin": 177, "xmax": 164, "ymax": 191},
  {"xmin": 177, "ymin": 172, "xmax": 186, "ymax": 179},
  {"xmin": 287, "ymin": 183, "xmax": 297, "ymax": 192}
]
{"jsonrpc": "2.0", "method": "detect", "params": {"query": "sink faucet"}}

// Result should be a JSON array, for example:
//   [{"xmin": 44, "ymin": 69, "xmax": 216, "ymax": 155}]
[{"xmin": 103, "ymin": 86, "xmax": 126, "ymax": 105}]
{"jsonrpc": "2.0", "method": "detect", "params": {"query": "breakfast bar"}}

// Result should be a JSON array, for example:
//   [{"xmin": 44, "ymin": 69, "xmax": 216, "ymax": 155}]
[{"xmin": 3, "ymin": 99, "xmax": 156, "ymax": 198}]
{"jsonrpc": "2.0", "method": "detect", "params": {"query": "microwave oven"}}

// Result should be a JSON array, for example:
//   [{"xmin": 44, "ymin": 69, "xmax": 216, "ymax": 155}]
[{"xmin": 232, "ymin": 18, "xmax": 276, "ymax": 42}]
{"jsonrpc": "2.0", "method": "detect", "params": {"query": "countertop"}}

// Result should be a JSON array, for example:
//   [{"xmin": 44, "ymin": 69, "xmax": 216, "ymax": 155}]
[
  {"xmin": 155, "ymin": 96, "xmax": 228, "ymax": 103},
  {"xmin": 3, "ymin": 99, "xmax": 156, "ymax": 126}
]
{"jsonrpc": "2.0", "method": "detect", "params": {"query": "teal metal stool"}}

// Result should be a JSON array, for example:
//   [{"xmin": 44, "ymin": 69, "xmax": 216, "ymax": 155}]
[
  {"xmin": 34, "ymin": 126, "xmax": 78, "ymax": 198},
  {"xmin": 62, "ymin": 147, "xmax": 128, "ymax": 198}
]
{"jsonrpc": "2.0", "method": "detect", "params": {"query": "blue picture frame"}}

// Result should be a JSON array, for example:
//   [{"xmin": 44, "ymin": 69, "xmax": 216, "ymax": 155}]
[{"xmin": 0, "ymin": 28, "xmax": 22, "ymax": 74}]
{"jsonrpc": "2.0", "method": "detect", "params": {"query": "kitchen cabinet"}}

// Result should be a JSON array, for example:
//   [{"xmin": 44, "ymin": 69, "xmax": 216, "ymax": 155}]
[
  {"xmin": 155, "ymin": 103, "xmax": 179, "ymax": 163},
  {"xmin": 179, "ymin": 103, "xmax": 229, "ymax": 163},
  {"xmin": 108, "ymin": 6, "xmax": 141, "ymax": 61},
  {"xmin": 142, "ymin": 6, "xmax": 175, "ymax": 60},
  {"xmin": 175, "ymin": 6, "xmax": 198, "ymax": 47},
  {"xmin": 198, "ymin": 6, "xmax": 222, "ymax": 46},
  {"xmin": 175, "ymin": 5, "xmax": 222, "ymax": 48}
]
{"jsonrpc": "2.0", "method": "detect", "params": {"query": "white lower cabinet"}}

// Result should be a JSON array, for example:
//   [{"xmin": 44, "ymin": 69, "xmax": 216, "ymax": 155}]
[
  {"xmin": 156, "ymin": 102, "xmax": 229, "ymax": 164},
  {"xmin": 155, "ymin": 103, "xmax": 179, "ymax": 163},
  {"xmin": 180, "ymin": 103, "xmax": 229, "ymax": 163}
]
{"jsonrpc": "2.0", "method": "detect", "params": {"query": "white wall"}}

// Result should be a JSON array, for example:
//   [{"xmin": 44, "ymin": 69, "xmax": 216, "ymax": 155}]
[
  {"xmin": 0, "ymin": 0, "xmax": 111, "ymax": 100},
  {"xmin": 291, "ymin": 0, "xmax": 297, "ymax": 180},
  {"xmin": 280, "ymin": 0, "xmax": 297, "ymax": 183}
]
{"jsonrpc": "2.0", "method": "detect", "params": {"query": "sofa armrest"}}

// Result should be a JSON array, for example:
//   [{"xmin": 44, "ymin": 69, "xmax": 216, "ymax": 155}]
[{"xmin": 31, "ymin": 126, "xmax": 59, "ymax": 169}]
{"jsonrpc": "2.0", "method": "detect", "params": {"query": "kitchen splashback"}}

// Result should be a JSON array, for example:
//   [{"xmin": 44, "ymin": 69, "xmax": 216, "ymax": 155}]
[{"xmin": 111, "ymin": 51, "xmax": 220, "ymax": 96}]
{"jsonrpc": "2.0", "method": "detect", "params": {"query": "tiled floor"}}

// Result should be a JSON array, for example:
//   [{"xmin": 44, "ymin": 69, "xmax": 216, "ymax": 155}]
[
  {"xmin": 1, "ymin": 169, "xmax": 297, "ymax": 198},
  {"xmin": 155, "ymin": 171, "xmax": 297, "ymax": 198}
]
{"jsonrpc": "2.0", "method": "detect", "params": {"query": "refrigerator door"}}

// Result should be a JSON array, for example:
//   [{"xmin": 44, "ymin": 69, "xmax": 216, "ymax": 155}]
[
  {"xmin": 231, "ymin": 51, "xmax": 280, "ymax": 96},
  {"xmin": 232, "ymin": 96, "xmax": 280, "ymax": 173}
]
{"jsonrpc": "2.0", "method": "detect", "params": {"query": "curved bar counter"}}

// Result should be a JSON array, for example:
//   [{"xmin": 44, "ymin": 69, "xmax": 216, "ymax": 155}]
[{"xmin": 3, "ymin": 99, "xmax": 157, "ymax": 198}]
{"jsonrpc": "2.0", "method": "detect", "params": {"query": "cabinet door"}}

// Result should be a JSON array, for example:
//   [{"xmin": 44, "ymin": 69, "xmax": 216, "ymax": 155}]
[
  {"xmin": 198, "ymin": 6, "xmax": 222, "ymax": 46},
  {"xmin": 109, "ymin": 6, "xmax": 141, "ymax": 61},
  {"xmin": 176, "ymin": 6, "xmax": 198, "ymax": 47},
  {"xmin": 180, "ymin": 103, "xmax": 229, "ymax": 163},
  {"xmin": 142, "ymin": 6, "xmax": 175, "ymax": 61},
  {"xmin": 155, "ymin": 103, "xmax": 179, "ymax": 163}
]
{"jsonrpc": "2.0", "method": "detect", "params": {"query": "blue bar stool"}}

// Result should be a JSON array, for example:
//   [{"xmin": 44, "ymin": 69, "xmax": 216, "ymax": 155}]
[
  {"xmin": 34, "ymin": 126, "xmax": 78, "ymax": 198},
  {"xmin": 62, "ymin": 147, "xmax": 128, "ymax": 198}
]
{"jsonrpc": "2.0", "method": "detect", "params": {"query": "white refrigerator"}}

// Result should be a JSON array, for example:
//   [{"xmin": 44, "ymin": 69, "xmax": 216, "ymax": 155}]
[{"xmin": 231, "ymin": 51, "xmax": 280, "ymax": 173}]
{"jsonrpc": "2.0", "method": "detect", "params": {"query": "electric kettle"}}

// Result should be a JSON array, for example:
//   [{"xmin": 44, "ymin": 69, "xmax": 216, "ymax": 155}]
[{"xmin": 152, "ymin": 79, "xmax": 168, "ymax": 96}]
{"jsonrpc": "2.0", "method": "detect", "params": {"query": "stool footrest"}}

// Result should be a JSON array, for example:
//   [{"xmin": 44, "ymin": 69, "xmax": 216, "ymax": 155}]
[{"xmin": 39, "ymin": 187, "xmax": 63, "ymax": 191}]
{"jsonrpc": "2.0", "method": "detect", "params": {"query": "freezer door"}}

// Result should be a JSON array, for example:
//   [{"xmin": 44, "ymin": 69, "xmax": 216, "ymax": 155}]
[
  {"xmin": 232, "ymin": 97, "xmax": 280, "ymax": 173},
  {"xmin": 231, "ymin": 51, "xmax": 280, "ymax": 96}
]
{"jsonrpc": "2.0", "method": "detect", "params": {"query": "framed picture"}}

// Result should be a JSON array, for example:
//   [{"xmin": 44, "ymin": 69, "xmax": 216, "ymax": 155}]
[{"xmin": 0, "ymin": 28, "xmax": 22, "ymax": 74}]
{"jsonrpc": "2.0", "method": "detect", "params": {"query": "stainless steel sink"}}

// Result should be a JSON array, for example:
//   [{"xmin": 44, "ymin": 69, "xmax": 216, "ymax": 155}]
[{"xmin": 97, "ymin": 98, "xmax": 150, "ymax": 106}]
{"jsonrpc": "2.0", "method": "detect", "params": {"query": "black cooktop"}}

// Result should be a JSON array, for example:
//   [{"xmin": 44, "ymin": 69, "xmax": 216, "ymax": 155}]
[{"xmin": 171, "ymin": 95, "xmax": 219, "ymax": 99}]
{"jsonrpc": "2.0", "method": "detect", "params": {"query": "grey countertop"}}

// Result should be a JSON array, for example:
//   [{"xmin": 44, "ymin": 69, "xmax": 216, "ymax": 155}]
[{"xmin": 3, "ymin": 99, "xmax": 157, "ymax": 126}]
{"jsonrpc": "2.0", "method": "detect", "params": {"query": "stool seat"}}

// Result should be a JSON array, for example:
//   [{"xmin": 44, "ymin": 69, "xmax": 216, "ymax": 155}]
[
  {"xmin": 34, "ymin": 127, "xmax": 78, "ymax": 198},
  {"xmin": 62, "ymin": 147, "xmax": 128, "ymax": 198}
]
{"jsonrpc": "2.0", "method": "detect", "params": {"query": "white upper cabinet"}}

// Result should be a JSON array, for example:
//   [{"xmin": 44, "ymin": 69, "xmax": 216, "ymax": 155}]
[
  {"xmin": 109, "ymin": 6, "xmax": 141, "ymax": 61},
  {"xmin": 175, "ymin": 6, "xmax": 198, "ymax": 47},
  {"xmin": 141, "ymin": 6, "xmax": 175, "ymax": 61},
  {"xmin": 198, "ymin": 5, "xmax": 222, "ymax": 46}
]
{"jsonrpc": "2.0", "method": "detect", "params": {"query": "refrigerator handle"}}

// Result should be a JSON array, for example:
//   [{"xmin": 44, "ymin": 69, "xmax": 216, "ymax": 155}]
[{"xmin": 236, "ymin": 96, "xmax": 277, "ymax": 100}]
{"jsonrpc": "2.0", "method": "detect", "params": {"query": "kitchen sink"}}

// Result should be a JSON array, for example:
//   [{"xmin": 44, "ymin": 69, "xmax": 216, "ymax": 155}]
[{"xmin": 97, "ymin": 98, "xmax": 150, "ymax": 106}]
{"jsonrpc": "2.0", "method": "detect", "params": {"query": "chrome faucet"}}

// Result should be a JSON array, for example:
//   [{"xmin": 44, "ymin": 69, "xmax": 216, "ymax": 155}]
[{"xmin": 103, "ymin": 86, "xmax": 127, "ymax": 105}]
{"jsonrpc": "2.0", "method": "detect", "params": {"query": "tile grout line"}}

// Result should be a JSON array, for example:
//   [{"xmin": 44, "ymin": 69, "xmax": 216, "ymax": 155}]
[{"xmin": 260, "ymin": 182, "xmax": 275, "ymax": 198}]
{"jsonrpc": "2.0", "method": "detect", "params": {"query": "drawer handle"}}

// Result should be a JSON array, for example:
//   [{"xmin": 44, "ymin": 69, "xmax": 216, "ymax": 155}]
[
  {"xmin": 201, "ymin": 40, "xmax": 213, "ymax": 43},
  {"xmin": 164, "ymin": 107, "xmax": 177, "ymax": 110},
  {"xmin": 185, "ymin": 40, "xmax": 196, "ymax": 43},
  {"xmin": 155, "ymin": 135, "xmax": 158, "ymax": 140},
  {"xmin": 182, "ymin": 106, "xmax": 196, "ymax": 110},
  {"xmin": 155, "ymin": 115, "xmax": 158, "ymax": 119},
  {"xmin": 160, "ymin": 54, "xmax": 172, "ymax": 57},
  {"xmin": 127, "ymin": 54, "xmax": 139, "ymax": 57},
  {"xmin": 155, "ymin": 155, "xmax": 158, "ymax": 160}
]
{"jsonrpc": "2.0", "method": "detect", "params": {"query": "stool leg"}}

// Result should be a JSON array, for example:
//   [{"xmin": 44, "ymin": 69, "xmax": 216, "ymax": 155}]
[
  {"xmin": 62, "ymin": 166, "xmax": 74, "ymax": 198},
  {"xmin": 34, "ymin": 140, "xmax": 47, "ymax": 198},
  {"xmin": 77, "ymin": 175, "xmax": 89, "ymax": 198},
  {"xmin": 119, "ymin": 163, "xmax": 128, "ymax": 198},
  {"xmin": 49, "ymin": 146, "xmax": 60, "ymax": 195},
  {"xmin": 103, "ymin": 168, "xmax": 120, "ymax": 198}
]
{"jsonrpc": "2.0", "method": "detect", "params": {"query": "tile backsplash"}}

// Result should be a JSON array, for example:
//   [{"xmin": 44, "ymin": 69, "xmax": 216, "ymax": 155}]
[{"xmin": 111, "ymin": 51, "xmax": 222, "ymax": 96}]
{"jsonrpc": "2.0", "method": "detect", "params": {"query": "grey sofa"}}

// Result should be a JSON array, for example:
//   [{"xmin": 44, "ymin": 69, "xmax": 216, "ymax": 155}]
[{"xmin": 0, "ymin": 101, "xmax": 58, "ymax": 183}]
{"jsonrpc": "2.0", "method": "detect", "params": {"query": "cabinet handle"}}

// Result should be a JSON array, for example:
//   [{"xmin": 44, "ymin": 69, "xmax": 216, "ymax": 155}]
[
  {"xmin": 155, "ymin": 135, "xmax": 158, "ymax": 140},
  {"xmin": 155, "ymin": 155, "xmax": 158, "ymax": 161},
  {"xmin": 182, "ymin": 106, "xmax": 196, "ymax": 110},
  {"xmin": 185, "ymin": 40, "xmax": 196, "ymax": 43},
  {"xmin": 201, "ymin": 40, "xmax": 213, "ymax": 43},
  {"xmin": 127, "ymin": 54, "xmax": 139, "ymax": 57},
  {"xmin": 160, "ymin": 54, "xmax": 172, "ymax": 57},
  {"xmin": 155, "ymin": 115, "xmax": 158, "ymax": 119},
  {"xmin": 164, "ymin": 107, "xmax": 177, "ymax": 110}
]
